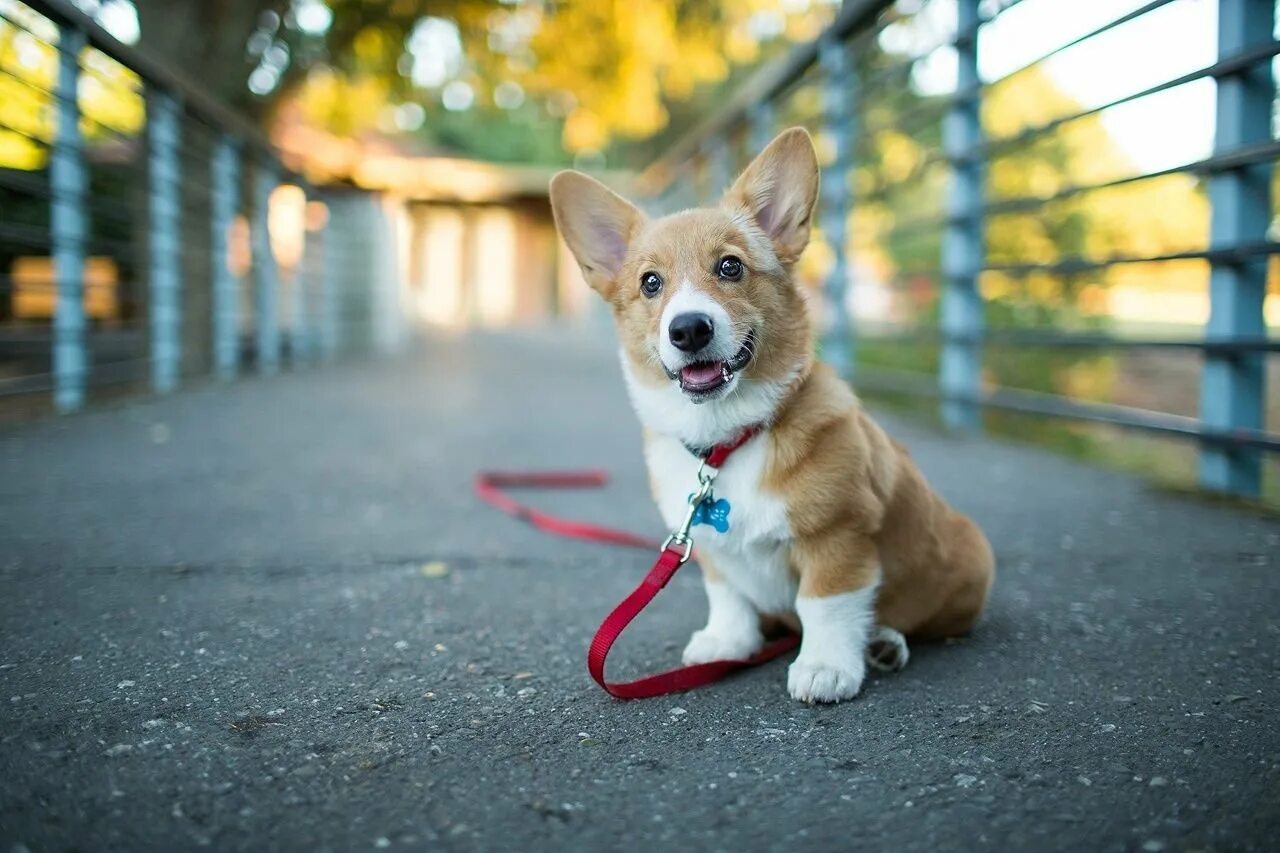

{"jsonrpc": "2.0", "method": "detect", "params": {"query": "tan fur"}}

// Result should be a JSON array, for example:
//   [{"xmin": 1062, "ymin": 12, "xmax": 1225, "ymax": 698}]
[
  {"xmin": 550, "ymin": 128, "xmax": 994, "ymax": 644},
  {"xmin": 767, "ymin": 362, "xmax": 994, "ymax": 637}
]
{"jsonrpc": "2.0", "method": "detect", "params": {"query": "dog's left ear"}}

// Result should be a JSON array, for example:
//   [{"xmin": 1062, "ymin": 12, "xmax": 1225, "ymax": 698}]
[
  {"xmin": 723, "ymin": 127, "xmax": 820, "ymax": 265},
  {"xmin": 549, "ymin": 170, "xmax": 644, "ymax": 300}
]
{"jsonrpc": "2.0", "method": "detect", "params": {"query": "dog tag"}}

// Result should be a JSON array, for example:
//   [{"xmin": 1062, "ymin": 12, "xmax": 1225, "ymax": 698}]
[{"xmin": 689, "ymin": 494, "xmax": 731, "ymax": 533}]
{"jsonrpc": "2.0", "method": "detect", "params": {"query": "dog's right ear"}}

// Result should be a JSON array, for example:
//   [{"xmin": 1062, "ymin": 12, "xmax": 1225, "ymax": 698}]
[{"xmin": 549, "ymin": 171, "xmax": 643, "ymax": 299}]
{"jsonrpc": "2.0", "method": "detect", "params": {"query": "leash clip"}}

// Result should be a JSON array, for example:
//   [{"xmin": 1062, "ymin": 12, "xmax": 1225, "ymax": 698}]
[{"xmin": 659, "ymin": 461, "xmax": 719, "ymax": 564}]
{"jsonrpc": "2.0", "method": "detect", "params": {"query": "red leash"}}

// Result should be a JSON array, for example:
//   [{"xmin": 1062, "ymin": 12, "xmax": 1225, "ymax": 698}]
[{"xmin": 474, "ymin": 428, "xmax": 799, "ymax": 699}]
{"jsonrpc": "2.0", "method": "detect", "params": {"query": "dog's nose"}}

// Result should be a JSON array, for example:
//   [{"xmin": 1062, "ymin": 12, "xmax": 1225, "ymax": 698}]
[{"xmin": 669, "ymin": 312, "xmax": 715, "ymax": 353}]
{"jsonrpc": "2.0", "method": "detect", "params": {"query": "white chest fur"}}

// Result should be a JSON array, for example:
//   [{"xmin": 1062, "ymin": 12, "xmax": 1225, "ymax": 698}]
[{"xmin": 644, "ymin": 432, "xmax": 797, "ymax": 615}]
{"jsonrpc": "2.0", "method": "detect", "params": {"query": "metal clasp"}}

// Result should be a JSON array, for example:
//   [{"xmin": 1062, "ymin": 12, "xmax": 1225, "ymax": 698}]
[{"xmin": 659, "ymin": 460, "xmax": 719, "ymax": 564}]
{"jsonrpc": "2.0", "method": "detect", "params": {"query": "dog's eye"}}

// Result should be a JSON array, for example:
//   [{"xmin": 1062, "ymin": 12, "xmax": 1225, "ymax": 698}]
[
  {"xmin": 717, "ymin": 256, "xmax": 744, "ymax": 281},
  {"xmin": 640, "ymin": 271, "xmax": 663, "ymax": 298}
]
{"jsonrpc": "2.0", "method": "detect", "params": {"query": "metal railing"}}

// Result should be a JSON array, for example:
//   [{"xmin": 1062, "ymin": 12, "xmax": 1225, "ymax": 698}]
[
  {"xmin": 641, "ymin": 0, "xmax": 1278, "ymax": 499},
  {"xmin": 0, "ymin": 0, "xmax": 402, "ymax": 418}
]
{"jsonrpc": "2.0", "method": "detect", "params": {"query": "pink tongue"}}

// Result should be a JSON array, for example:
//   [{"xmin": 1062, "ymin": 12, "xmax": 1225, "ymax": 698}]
[{"xmin": 681, "ymin": 361, "xmax": 725, "ymax": 386}]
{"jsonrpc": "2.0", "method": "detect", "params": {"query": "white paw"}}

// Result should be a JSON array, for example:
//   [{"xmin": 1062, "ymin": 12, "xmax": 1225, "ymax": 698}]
[
  {"xmin": 865, "ymin": 626, "xmax": 910, "ymax": 672},
  {"xmin": 681, "ymin": 627, "xmax": 763, "ymax": 665},
  {"xmin": 787, "ymin": 657, "xmax": 865, "ymax": 703}
]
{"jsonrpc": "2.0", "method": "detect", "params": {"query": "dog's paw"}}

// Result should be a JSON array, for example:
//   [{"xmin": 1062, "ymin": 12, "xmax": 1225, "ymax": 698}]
[
  {"xmin": 865, "ymin": 626, "xmax": 909, "ymax": 673},
  {"xmin": 682, "ymin": 628, "xmax": 763, "ymax": 665},
  {"xmin": 787, "ymin": 658, "xmax": 865, "ymax": 703}
]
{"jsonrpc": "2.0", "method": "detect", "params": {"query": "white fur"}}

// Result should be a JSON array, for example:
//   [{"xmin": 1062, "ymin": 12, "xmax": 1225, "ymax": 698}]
[
  {"xmin": 658, "ymin": 281, "xmax": 736, "ymax": 371},
  {"xmin": 789, "ymin": 587, "xmax": 877, "ymax": 703},
  {"xmin": 682, "ymin": 580, "xmax": 764, "ymax": 664},
  {"xmin": 645, "ymin": 430, "xmax": 797, "ymax": 610},
  {"xmin": 620, "ymin": 350, "xmax": 797, "ymax": 450}
]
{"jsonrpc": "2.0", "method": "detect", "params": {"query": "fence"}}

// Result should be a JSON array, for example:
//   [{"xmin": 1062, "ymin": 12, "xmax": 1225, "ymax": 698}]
[
  {"xmin": 641, "ymin": 0, "xmax": 1279, "ymax": 500},
  {"xmin": 0, "ymin": 0, "xmax": 402, "ymax": 420}
]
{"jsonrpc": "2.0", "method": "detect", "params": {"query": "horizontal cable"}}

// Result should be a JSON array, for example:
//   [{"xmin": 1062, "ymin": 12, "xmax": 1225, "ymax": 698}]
[
  {"xmin": 0, "ymin": 222, "xmax": 136, "ymax": 255},
  {"xmin": 0, "ymin": 62, "xmax": 56, "ymax": 101},
  {"xmin": 856, "ymin": 34, "xmax": 961, "ymax": 96},
  {"xmin": 857, "ymin": 325, "xmax": 1280, "ymax": 353},
  {"xmin": 853, "ymin": 366, "xmax": 1280, "ymax": 451},
  {"xmin": 0, "ymin": 174, "xmax": 140, "ymax": 228},
  {"xmin": 884, "ymin": 139, "xmax": 1280, "ymax": 239},
  {"xmin": 979, "ymin": 39, "xmax": 1280, "ymax": 159},
  {"xmin": 857, "ymin": 92, "xmax": 953, "ymax": 146},
  {"xmin": 983, "ymin": 0, "xmax": 1176, "ymax": 89},
  {"xmin": 0, "ymin": 117, "xmax": 51, "ymax": 148},
  {"xmin": 986, "ymin": 139, "xmax": 1280, "ymax": 217},
  {"xmin": 983, "ymin": 240, "xmax": 1280, "ymax": 277}
]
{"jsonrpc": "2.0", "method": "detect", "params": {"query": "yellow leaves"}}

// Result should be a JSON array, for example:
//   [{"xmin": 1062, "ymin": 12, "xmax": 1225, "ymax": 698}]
[
  {"xmin": 725, "ymin": 26, "xmax": 760, "ymax": 64},
  {"xmin": 878, "ymin": 130, "xmax": 922, "ymax": 184},
  {"xmin": 518, "ymin": 0, "xmax": 833, "ymax": 152},
  {"xmin": 297, "ymin": 67, "xmax": 389, "ymax": 137},
  {"xmin": 0, "ymin": 19, "xmax": 142, "ymax": 170},
  {"xmin": 563, "ymin": 107, "xmax": 607, "ymax": 153},
  {"xmin": 353, "ymin": 26, "xmax": 390, "ymax": 64},
  {"xmin": 79, "ymin": 51, "xmax": 144, "ymax": 139},
  {"xmin": 0, "ymin": 133, "xmax": 42, "ymax": 170}
]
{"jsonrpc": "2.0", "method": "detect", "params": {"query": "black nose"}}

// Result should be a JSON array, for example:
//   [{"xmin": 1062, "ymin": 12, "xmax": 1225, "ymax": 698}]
[{"xmin": 668, "ymin": 312, "xmax": 715, "ymax": 353}]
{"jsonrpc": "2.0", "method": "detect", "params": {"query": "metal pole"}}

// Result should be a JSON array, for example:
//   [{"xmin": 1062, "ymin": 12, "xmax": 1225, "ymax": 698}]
[
  {"xmin": 51, "ymin": 24, "xmax": 86, "ymax": 412},
  {"xmin": 211, "ymin": 134, "xmax": 240, "ymax": 381},
  {"xmin": 148, "ymin": 90, "xmax": 182, "ymax": 394},
  {"xmin": 820, "ymin": 35, "xmax": 854, "ymax": 379},
  {"xmin": 749, "ymin": 100, "xmax": 775, "ymax": 157},
  {"xmin": 703, "ymin": 135, "xmax": 732, "ymax": 202},
  {"xmin": 319, "ymin": 196, "xmax": 337, "ymax": 360},
  {"xmin": 1198, "ymin": 0, "xmax": 1274, "ymax": 497},
  {"xmin": 939, "ymin": 0, "xmax": 984, "ymax": 431},
  {"xmin": 292, "ymin": 188, "xmax": 311, "ymax": 367},
  {"xmin": 253, "ymin": 161, "xmax": 280, "ymax": 373}
]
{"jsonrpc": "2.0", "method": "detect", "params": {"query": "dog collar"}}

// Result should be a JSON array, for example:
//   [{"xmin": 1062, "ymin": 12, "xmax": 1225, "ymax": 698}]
[{"xmin": 686, "ymin": 424, "xmax": 764, "ymax": 469}]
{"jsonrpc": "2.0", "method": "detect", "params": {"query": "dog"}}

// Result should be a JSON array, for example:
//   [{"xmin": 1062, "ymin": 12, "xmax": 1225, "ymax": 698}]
[{"xmin": 549, "ymin": 128, "xmax": 995, "ymax": 703}]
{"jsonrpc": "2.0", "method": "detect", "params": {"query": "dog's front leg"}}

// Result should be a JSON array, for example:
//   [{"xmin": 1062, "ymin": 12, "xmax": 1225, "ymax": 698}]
[
  {"xmin": 682, "ymin": 557, "xmax": 764, "ymax": 665},
  {"xmin": 788, "ymin": 530, "xmax": 879, "ymax": 703}
]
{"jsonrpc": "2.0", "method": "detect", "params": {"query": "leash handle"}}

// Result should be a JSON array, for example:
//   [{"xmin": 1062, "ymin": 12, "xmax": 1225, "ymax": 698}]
[{"xmin": 474, "ymin": 463, "xmax": 798, "ymax": 699}]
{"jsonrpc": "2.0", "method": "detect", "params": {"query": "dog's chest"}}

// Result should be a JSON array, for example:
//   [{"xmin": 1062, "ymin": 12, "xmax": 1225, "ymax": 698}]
[{"xmin": 645, "ymin": 433, "xmax": 797, "ymax": 614}]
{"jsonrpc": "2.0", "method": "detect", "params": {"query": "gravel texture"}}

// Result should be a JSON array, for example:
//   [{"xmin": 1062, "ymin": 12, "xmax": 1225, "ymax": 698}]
[{"xmin": 1, "ymin": 328, "xmax": 1278, "ymax": 851}]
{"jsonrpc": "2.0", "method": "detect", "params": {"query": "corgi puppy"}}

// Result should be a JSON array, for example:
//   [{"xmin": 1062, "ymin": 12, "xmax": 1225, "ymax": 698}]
[{"xmin": 549, "ymin": 128, "xmax": 995, "ymax": 703}]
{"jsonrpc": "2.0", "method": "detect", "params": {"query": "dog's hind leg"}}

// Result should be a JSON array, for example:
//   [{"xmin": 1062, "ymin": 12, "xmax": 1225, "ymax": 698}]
[{"xmin": 865, "ymin": 625, "xmax": 909, "ymax": 672}]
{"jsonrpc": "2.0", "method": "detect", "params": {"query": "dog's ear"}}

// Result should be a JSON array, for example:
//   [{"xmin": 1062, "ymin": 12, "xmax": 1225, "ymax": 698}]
[
  {"xmin": 549, "ymin": 171, "xmax": 643, "ymax": 299},
  {"xmin": 723, "ymin": 127, "xmax": 820, "ymax": 265}
]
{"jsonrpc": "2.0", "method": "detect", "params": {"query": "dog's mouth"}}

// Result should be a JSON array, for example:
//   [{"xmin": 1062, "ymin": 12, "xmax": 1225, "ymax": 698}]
[{"xmin": 664, "ymin": 331, "xmax": 756, "ymax": 400}]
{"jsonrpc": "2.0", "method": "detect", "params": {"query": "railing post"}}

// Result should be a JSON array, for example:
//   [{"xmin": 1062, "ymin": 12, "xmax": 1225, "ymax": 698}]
[
  {"xmin": 148, "ymin": 90, "xmax": 182, "ymax": 394},
  {"xmin": 675, "ymin": 163, "xmax": 697, "ymax": 211},
  {"xmin": 318, "ymin": 198, "xmax": 338, "ymax": 360},
  {"xmin": 51, "ymin": 23, "xmax": 86, "ymax": 412},
  {"xmin": 253, "ymin": 161, "xmax": 280, "ymax": 373},
  {"xmin": 292, "ymin": 187, "xmax": 311, "ymax": 367},
  {"xmin": 211, "ymin": 134, "xmax": 240, "ymax": 381},
  {"xmin": 749, "ymin": 101, "xmax": 775, "ymax": 156},
  {"xmin": 1198, "ymin": 0, "xmax": 1274, "ymax": 497},
  {"xmin": 820, "ymin": 35, "xmax": 854, "ymax": 379},
  {"xmin": 703, "ymin": 135, "xmax": 731, "ymax": 202},
  {"xmin": 939, "ymin": 0, "xmax": 985, "ymax": 431}
]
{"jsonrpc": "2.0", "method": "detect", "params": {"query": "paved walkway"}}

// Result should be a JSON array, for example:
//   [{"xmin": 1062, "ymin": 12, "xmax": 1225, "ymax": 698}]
[{"xmin": 1, "ymin": 329, "xmax": 1277, "ymax": 851}]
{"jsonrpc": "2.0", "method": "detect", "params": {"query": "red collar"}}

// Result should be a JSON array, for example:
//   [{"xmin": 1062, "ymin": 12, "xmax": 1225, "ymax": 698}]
[{"xmin": 692, "ymin": 424, "xmax": 765, "ymax": 469}]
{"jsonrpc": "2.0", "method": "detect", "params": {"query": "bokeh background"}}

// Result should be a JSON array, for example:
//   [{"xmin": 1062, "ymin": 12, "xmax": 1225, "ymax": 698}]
[{"xmin": 1, "ymin": 0, "xmax": 1278, "ymax": 501}]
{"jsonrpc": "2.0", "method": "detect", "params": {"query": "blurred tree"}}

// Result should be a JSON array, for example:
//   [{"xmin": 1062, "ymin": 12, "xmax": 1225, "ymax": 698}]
[{"xmin": 126, "ymin": 0, "xmax": 839, "ymax": 160}]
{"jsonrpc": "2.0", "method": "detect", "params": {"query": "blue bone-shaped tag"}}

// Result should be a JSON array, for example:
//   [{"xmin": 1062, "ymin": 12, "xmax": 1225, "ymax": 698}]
[{"xmin": 689, "ymin": 494, "xmax": 731, "ymax": 533}]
